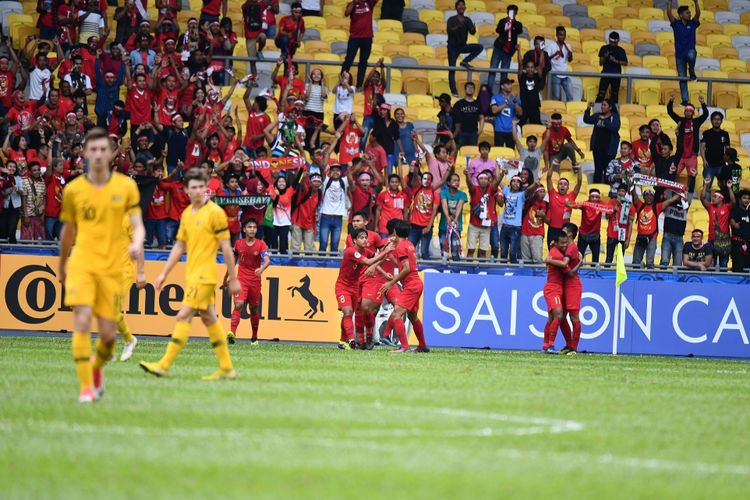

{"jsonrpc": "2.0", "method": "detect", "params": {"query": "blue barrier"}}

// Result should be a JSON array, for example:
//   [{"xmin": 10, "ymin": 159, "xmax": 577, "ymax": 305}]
[{"xmin": 423, "ymin": 273, "xmax": 750, "ymax": 359}]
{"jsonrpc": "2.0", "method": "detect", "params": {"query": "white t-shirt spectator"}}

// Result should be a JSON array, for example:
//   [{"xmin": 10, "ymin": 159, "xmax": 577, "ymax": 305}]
[
  {"xmin": 319, "ymin": 175, "xmax": 350, "ymax": 216},
  {"xmin": 78, "ymin": 10, "xmax": 105, "ymax": 43},
  {"xmin": 28, "ymin": 67, "xmax": 52, "ymax": 101},
  {"xmin": 333, "ymin": 85, "xmax": 354, "ymax": 115},
  {"xmin": 64, "ymin": 72, "xmax": 92, "ymax": 93},
  {"xmin": 545, "ymin": 40, "xmax": 571, "ymax": 74}
]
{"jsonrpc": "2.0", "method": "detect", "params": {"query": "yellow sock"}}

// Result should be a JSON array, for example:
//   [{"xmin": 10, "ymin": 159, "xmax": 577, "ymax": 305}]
[
  {"xmin": 117, "ymin": 313, "xmax": 134, "ymax": 343},
  {"xmin": 159, "ymin": 322, "xmax": 191, "ymax": 370},
  {"xmin": 206, "ymin": 321, "xmax": 233, "ymax": 371},
  {"xmin": 72, "ymin": 331, "xmax": 92, "ymax": 392},
  {"xmin": 92, "ymin": 337, "xmax": 115, "ymax": 370}
]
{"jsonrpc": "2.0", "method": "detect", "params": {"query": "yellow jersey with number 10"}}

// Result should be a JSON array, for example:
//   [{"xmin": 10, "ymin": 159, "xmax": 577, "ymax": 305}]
[
  {"xmin": 60, "ymin": 172, "xmax": 141, "ymax": 276},
  {"xmin": 177, "ymin": 200, "xmax": 230, "ymax": 285}
]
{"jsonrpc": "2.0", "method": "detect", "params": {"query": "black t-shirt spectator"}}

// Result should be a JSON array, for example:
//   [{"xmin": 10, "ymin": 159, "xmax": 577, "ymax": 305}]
[
  {"xmin": 718, "ymin": 161, "xmax": 742, "ymax": 199},
  {"xmin": 700, "ymin": 128, "xmax": 730, "ymax": 166},
  {"xmin": 683, "ymin": 241, "xmax": 713, "ymax": 263},
  {"xmin": 522, "ymin": 49, "xmax": 550, "ymax": 77},
  {"xmin": 663, "ymin": 189, "xmax": 687, "ymax": 236},
  {"xmin": 452, "ymin": 98, "xmax": 481, "ymax": 134},
  {"xmin": 373, "ymin": 115, "xmax": 399, "ymax": 155},
  {"xmin": 519, "ymin": 74, "xmax": 542, "ymax": 109},
  {"xmin": 598, "ymin": 44, "xmax": 627, "ymax": 74},
  {"xmin": 731, "ymin": 204, "xmax": 750, "ymax": 240},
  {"xmin": 654, "ymin": 155, "xmax": 678, "ymax": 180},
  {"xmin": 447, "ymin": 15, "xmax": 476, "ymax": 49}
]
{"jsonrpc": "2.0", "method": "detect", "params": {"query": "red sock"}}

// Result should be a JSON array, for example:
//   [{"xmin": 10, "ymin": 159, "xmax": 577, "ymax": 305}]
[
  {"xmin": 383, "ymin": 317, "xmax": 394, "ymax": 340},
  {"xmin": 250, "ymin": 312, "xmax": 259, "ymax": 341},
  {"xmin": 230, "ymin": 309, "xmax": 241, "ymax": 334},
  {"xmin": 571, "ymin": 319, "xmax": 581, "ymax": 351},
  {"xmin": 543, "ymin": 320, "xmax": 551, "ymax": 349},
  {"xmin": 412, "ymin": 318, "xmax": 426, "ymax": 348},
  {"xmin": 354, "ymin": 308, "xmax": 365, "ymax": 344},
  {"xmin": 392, "ymin": 317, "xmax": 409, "ymax": 349},
  {"xmin": 548, "ymin": 318, "xmax": 560, "ymax": 347},
  {"xmin": 560, "ymin": 317, "xmax": 572, "ymax": 347},
  {"xmin": 341, "ymin": 316, "xmax": 354, "ymax": 342},
  {"xmin": 364, "ymin": 313, "xmax": 375, "ymax": 341}
]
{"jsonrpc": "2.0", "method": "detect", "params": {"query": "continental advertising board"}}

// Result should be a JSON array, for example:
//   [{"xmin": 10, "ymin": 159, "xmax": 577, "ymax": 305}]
[{"xmin": 0, "ymin": 255, "xmax": 339, "ymax": 341}]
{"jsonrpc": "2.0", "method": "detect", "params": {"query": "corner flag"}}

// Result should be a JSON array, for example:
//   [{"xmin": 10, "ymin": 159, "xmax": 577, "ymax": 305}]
[{"xmin": 615, "ymin": 243, "xmax": 628, "ymax": 287}]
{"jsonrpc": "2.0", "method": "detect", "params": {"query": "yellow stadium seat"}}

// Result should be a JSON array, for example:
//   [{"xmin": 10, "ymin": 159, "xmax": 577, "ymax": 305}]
[
  {"xmin": 713, "ymin": 47, "xmax": 738, "ymax": 60},
  {"xmin": 320, "ymin": 29, "xmax": 348, "ymax": 43},
  {"xmin": 699, "ymin": 23, "xmax": 724, "ymax": 36},
  {"xmin": 599, "ymin": 19, "xmax": 623, "ymax": 31},
  {"xmin": 427, "ymin": 21, "xmax": 446, "ymax": 35},
  {"xmin": 588, "ymin": 5, "xmax": 614, "ymax": 19},
  {"xmin": 418, "ymin": 9, "xmax": 444, "ymax": 24},
  {"xmin": 713, "ymin": 83, "xmax": 739, "ymax": 110},
  {"xmin": 722, "ymin": 23, "xmax": 747, "ymax": 37},
  {"xmin": 407, "ymin": 94, "xmax": 435, "ymax": 109},
  {"xmin": 622, "ymin": 18, "xmax": 648, "ymax": 33},
  {"xmin": 522, "ymin": 124, "xmax": 546, "ymax": 138},
  {"xmin": 695, "ymin": 45, "xmax": 712, "ymax": 58},
  {"xmin": 490, "ymin": 147, "xmax": 515, "ymax": 158},
  {"xmin": 477, "ymin": 24, "xmax": 496, "ymax": 38},
  {"xmin": 374, "ymin": 31, "xmax": 400, "ymax": 46},
  {"xmin": 706, "ymin": 34, "xmax": 732, "ymax": 49},
  {"xmin": 326, "ymin": 17, "xmax": 350, "ymax": 30},
  {"xmin": 565, "ymin": 28, "xmax": 581, "ymax": 42},
  {"xmin": 537, "ymin": 4, "xmax": 563, "ymax": 16},
  {"xmin": 435, "ymin": 0, "xmax": 456, "ymax": 9},
  {"xmin": 655, "ymin": 32, "xmax": 673, "ymax": 47},
  {"xmin": 404, "ymin": 70, "xmax": 429, "ymax": 95},
  {"xmin": 619, "ymin": 103, "xmax": 645, "ymax": 118},
  {"xmin": 408, "ymin": 45, "xmax": 435, "ymax": 59},
  {"xmin": 726, "ymin": 108, "xmax": 750, "ymax": 122},
  {"xmin": 378, "ymin": 19, "xmax": 403, "ymax": 33},
  {"xmin": 326, "ymin": 4, "xmax": 345, "ymax": 17},
  {"xmin": 459, "ymin": 146, "xmax": 480, "ymax": 158},
  {"xmin": 638, "ymin": 7, "xmax": 664, "ymax": 21},
  {"xmin": 304, "ymin": 16, "xmax": 326, "ymax": 31},
  {"xmin": 427, "ymin": 71, "xmax": 451, "ymax": 97},
  {"xmin": 415, "ymin": 107, "xmax": 437, "ymax": 121},
  {"xmin": 383, "ymin": 45, "xmax": 410, "ymax": 58},
  {"xmin": 576, "ymin": 127, "xmax": 593, "ymax": 144},
  {"xmin": 540, "ymin": 100, "xmax": 566, "ymax": 116},
  {"xmin": 566, "ymin": 101, "xmax": 588, "ymax": 116},
  {"xmin": 15, "ymin": 26, "xmax": 37, "ymax": 50},
  {"xmin": 389, "ymin": 69, "xmax": 403, "ymax": 93},
  {"xmin": 515, "ymin": 2, "xmax": 537, "ymax": 14},
  {"xmin": 524, "ymin": 14, "xmax": 547, "ymax": 28},
  {"xmin": 703, "ymin": 0, "xmax": 728, "ymax": 10},
  {"xmin": 302, "ymin": 40, "xmax": 330, "ymax": 54},
  {"xmin": 642, "ymin": 55, "xmax": 668, "ymax": 71},
  {"xmin": 720, "ymin": 59, "xmax": 747, "ymax": 74},
  {"xmin": 582, "ymin": 40, "xmax": 602, "ymax": 57},
  {"xmin": 400, "ymin": 33, "xmax": 425, "ymax": 45},
  {"xmin": 616, "ymin": 7, "xmax": 639, "ymax": 20}
]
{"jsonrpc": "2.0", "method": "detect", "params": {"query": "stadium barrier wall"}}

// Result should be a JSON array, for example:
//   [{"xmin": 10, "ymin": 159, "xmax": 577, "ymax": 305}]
[{"xmin": 1, "ymin": 252, "xmax": 748, "ymax": 358}]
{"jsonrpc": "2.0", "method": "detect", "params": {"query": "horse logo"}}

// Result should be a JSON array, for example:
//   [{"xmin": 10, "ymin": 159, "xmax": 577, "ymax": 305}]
[{"xmin": 287, "ymin": 275, "xmax": 324, "ymax": 319}]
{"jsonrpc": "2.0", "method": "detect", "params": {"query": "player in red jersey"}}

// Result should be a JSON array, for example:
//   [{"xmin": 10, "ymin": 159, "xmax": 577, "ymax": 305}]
[
  {"xmin": 344, "ymin": 210, "xmax": 381, "ymax": 348},
  {"xmin": 223, "ymin": 219, "xmax": 271, "ymax": 345},
  {"xmin": 336, "ymin": 228, "xmax": 392, "ymax": 349},
  {"xmin": 559, "ymin": 222, "xmax": 584, "ymax": 355},
  {"xmin": 360, "ymin": 218, "xmax": 403, "ymax": 349},
  {"xmin": 542, "ymin": 231, "xmax": 570, "ymax": 353},
  {"xmin": 379, "ymin": 220, "xmax": 429, "ymax": 353}
]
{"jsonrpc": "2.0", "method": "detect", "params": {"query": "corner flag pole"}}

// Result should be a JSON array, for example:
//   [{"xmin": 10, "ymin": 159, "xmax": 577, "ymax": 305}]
[{"xmin": 613, "ymin": 243, "xmax": 628, "ymax": 355}]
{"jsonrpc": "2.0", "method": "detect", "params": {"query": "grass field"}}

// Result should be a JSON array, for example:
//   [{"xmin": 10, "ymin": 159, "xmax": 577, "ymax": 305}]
[{"xmin": 1, "ymin": 335, "xmax": 749, "ymax": 499}]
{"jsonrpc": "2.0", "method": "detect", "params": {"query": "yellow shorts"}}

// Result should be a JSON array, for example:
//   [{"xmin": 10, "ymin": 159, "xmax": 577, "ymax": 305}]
[
  {"xmin": 120, "ymin": 272, "xmax": 134, "ymax": 309},
  {"xmin": 183, "ymin": 283, "xmax": 216, "ymax": 311},
  {"xmin": 65, "ymin": 269, "xmax": 121, "ymax": 321}
]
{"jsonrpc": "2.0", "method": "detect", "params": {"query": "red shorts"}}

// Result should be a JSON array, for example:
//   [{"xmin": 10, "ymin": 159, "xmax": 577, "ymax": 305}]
[
  {"xmin": 563, "ymin": 279, "xmax": 582, "ymax": 312},
  {"xmin": 543, "ymin": 282, "xmax": 563, "ymax": 311},
  {"xmin": 396, "ymin": 281, "xmax": 423, "ymax": 312},
  {"xmin": 361, "ymin": 279, "xmax": 401, "ymax": 304},
  {"xmin": 677, "ymin": 156, "xmax": 697, "ymax": 176},
  {"xmin": 335, "ymin": 284, "xmax": 360, "ymax": 310},
  {"xmin": 235, "ymin": 279, "xmax": 261, "ymax": 306}
]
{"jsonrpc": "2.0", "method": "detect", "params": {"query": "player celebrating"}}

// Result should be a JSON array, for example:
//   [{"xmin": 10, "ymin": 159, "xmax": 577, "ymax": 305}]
[
  {"xmin": 59, "ymin": 128, "xmax": 145, "ymax": 403},
  {"xmin": 560, "ymin": 222, "xmax": 584, "ymax": 355},
  {"xmin": 224, "ymin": 218, "xmax": 271, "ymax": 346},
  {"xmin": 542, "ymin": 231, "xmax": 570, "ymax": 353},
  {"xmin": 345, "ymin": 210, "xmax": 381, "ymax": 348},
  {"xmin": 336, "ymin": 228, "xmax": 393, "ymax": 350},
  {"xmin": 140, "ymin": 169, "xmax": 242, "ymax": 380},
  {"xmin": 359, "ymin": 218, "xmax": 403, "ymax": 349},
  {"xmin": 379, "ymin": 220, "xmax": 429, "ymax": 353},
  {"xmin": 116, "ymin": 215, "xmax": 147, "ymax": 362}
]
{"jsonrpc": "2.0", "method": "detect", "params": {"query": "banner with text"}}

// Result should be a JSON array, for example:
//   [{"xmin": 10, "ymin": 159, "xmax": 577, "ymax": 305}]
[
  {"xmin": 249, "ymin": 157, "xmax": 306, "ymax": 171},
  {"xmin": 0, "ymin": 255, "xmax": 338, "ymax": 341},
  {"xmin": 423, "ymin": 272, "xmax": 750, "ymax": 358}
]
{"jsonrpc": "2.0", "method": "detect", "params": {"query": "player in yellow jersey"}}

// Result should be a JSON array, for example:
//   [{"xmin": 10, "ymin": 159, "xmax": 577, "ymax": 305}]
[
  {"xmin": 139, "ymin": 169, "xmax": 241, "ymax": 380},
  {"xmin": 59, "ymin": 128, "xmax": 145, "ymax": 403},
  {"xmin": 115, "ymin": 215, "xmax": 147, "ymax": 361}
]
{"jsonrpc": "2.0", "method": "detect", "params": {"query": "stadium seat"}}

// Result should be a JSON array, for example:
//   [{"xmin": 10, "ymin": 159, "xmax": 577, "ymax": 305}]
[
  {"xmin": 562, "ymin": 4, "xmax": 587, "ymax": 17},
  {"xmin": 378, "ymin": 19, "xmax": 404, "ymax": 33},
  {"xmin": 400, "ymin": 33, "xmax": 425, "ymax": 46},
  {"xmin": 408, "ymin": 45, "xmax": 435, "ymax": 59},
  {"xmin": 427, "ymin": 70, "xmax": 451, "ymax": 96},
  {"xmin": 540, "ymin": 100, "xmax": 566, "ymax": 115},
  {"xmin": 375, "ymin": 31, "xmax": 401, "ymax": 46},
  {"xmin": 720, "ymin": 59, "xmax": 747, "ymax": 74},
  {"xmin": 638, "ymin": 7, "xmax": 664, "ymax": 21},
  {"xmin": 410, "ymin": 0, "xmax": 435, "ymax": 9},
  {"xmin": 566, "ymin": 101, "xmax": 588, "ymax": 116},
  {"xmin": 402, "ymin": 20, "xmax": 429, "ymax": 36},
  {"xmin": 642, "ymin": 55, "xmax": 668, "ymax": 71},
  {"xmin": 648, "ymin": 20, "xmax": 672, "ymax": 34},
  {"xmin": 713, "ymin": 47, "xmax": 738, "ymax": 59},
  {"xmin": 418, "ymin": 9, "xmax": 443, "ymax": 24},
  {"xmin": 384, "ymin": 45, "xmax": 410, "ymax": 58},
  {"xmin": 320, "ymin": 29, "xmax": 348, "ymax": 44}
]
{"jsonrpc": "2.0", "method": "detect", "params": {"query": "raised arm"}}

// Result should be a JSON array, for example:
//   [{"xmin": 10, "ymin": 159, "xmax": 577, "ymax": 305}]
[{"xmin": 666, "ymin": 0, "xmax": 676, "ymax": 23}]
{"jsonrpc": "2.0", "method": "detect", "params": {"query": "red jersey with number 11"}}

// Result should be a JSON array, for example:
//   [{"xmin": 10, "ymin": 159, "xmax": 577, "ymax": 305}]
[
  {"xmin": 394, "ymin": 238, "xmax": 420, "ymax": 288},
  {"xmin": 546, "ymin": 246, "xmax": 566, "ymax": 286}
]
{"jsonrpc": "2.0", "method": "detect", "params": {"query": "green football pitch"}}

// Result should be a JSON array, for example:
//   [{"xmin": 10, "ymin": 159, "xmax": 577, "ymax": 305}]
[{"xmin": 1, "ymin": 335, "xmax": 748, "ymax": 499}]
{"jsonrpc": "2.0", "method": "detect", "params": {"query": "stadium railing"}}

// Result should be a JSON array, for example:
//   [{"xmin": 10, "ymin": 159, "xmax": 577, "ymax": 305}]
[
  {"xmin": 217, "ymin": 55, "xmax": 750, "ymax": 107},
  {"xmin": 2, "ymin": 241, "xmax": 746, "ymax": 276}
]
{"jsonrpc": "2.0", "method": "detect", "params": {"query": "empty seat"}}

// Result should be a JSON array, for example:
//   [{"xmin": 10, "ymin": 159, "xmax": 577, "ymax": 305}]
[
  {"xmin": 384, "ymin": 93, "xmax": 407, "ymax": 107},
  {"xmin": 401, "ymin": 8, "xmax": 420, "ymax": 22},
  {"xmin": 410, "ymin": 0, "xmax": 435, "ymax": 10},
  {"xmin": 472, "ymin": 12, "xmax": 496, "ymax": 25},
  {"xmin": 639, "ymin": 7, "xmax": 664, "ymax": 21},
  {"xmin": 302, "ymin": 29, "xmax": 321, "ymax": 41},
  {"xmin": 695, "ymin": 58, "xmax": 720, "ymax": 72},
  {"xmin": 648, "ymin": 20, "xmax": 671, "ymax": 33},
  {"xmin": 402, "ymin": 20, "xmax": 429, "ymax": 36},
  {"xmin": 418, "ymin": 9, "xmax": 443, "ymax": 24},
  {"xmin": 635, "ymin": 43, "xmax": 660, "ymax": 57},
  {"xmin": 562, "ymin": 4, "xmax": 587, "ymax": 17},
  {"xmin": 378, "ymin": 20, "xmax": 404, "ymax": 33},
  {"xmin": 728, "ymin": 0, "xmax": 750, "ymax": 13},
  {"xmin": 714, "ymin": 11, "xmax": 741, "ymax": 24},
  {"xmin": 426, "ymin": 34, "xmax": 448, "ymax": 47},
  {"xmin": 330, "ymin": 41, "xmax": 349, "ymax": 55},
  {"xmin": 722, "ymin": 23, "xmax": 747, "ymax": 36}
]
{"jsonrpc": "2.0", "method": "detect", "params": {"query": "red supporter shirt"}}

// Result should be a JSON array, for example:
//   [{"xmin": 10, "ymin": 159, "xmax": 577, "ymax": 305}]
[
  {"xmin": 202, "ymin": 0, "xmax": 223, "ymax": 15},
  {"xmin": 606, "ymin": 198, "xmax": 631, "ymax": 240},
  {"xmin": 631, "ymin": 139, "xmax": 653, "ymax": 170},
  {"xmin": 543, "ymin": 127, "xmax": 572, "ymax": 155},
  {"xmin": 579, "ymin": 204, "xmax": 603, "ymax": 235},
  {"xmin": 291, "ymin": 180, "xmax": 319, "ymax": 230},
  {"xmin": 634, "ymin": 201, "xmax": 662, "ymax": 236},
  {"xmin": 277, "ymin": 16, "xmax": 305, "ymax": 45},
  {"xmin": 185, "ymin": 139, "xmax": 204, "ymax": 168},
  {"xmin": 350, "ymin": 185, "xmax": 375, "ymax": 220},
  {"xmin": 681, "ymin": 119, "xmax": 695, "ymax": 159},
  {"xmin": 394, "ymin": 238, "xmax": 420, "ymax": 288},
  {"xmin": 349, "ymin": 0, "xmax": 377, "ymax": 38},
  {"xmin": 548, "ymin": 188, "xmax": 575, "ymax": 229},
  {"xmin": 0, "ymin": 70, "xmax": 15, "ymax": 108},
  {"xmin": 521, "ymin": 198, "xmax": 547, "ymax": 237},
  {"xmin": 219, "ymin": 188, "xmax": 243, "ymax": 234},
  {"xmin": 164, "ymin": 180, "xmax": 189, "ymax": 220},
  {"xmin": 244, "ymin": 112, "xmax": 271, "ymax": 149},
  {"xmin": 146, "ymin": 184, "xmax": 169, "ymax": 220},
  {"xmin": 157, "ymin": 87, "xmax": 180, "ymax": 126},
  {"xmin": 276, "ymin": 76, "xmax": 305, "ymax": 100},
  {"xmin": 235, "ymin": 237, "xmax": 269, "ymax": 282},
  {"xmin": 409, "ymin": 186, "xmax": 439, "ymax": 227},
  {"xmin": 546, "ymin": 246, "xmax": 566, "ymax": 286},
  {"xmin": 339, "ymin": 123, "xmax": 363, "ymax": 164},
  {"xmin": 240, "ymin": 178, "xmax": 268, "ymax": 225},
  {"xmin": 375, "ymin": 189, "xmax": 406, "ymax": 234},
  {"xmin": 44, "ymin": 173, "xmax": 65, "ymax": 217},
  {"xmin": 469, "ymin": 185, "xmax": 497, "ymax": 227},
  {"xmin": 706, "ymin": 203, "xmax": 731, "ymax": 241},
  {"xmin": 126, "ymin": 87, "xmax": 153, "ymax": 126},
  {"xmin": 363, "ymin": 82, "xmax": 384, "ymax": 116},
  {"xmin": 336, "ymin": 245, "xmax": 369, "ymax": 289}
]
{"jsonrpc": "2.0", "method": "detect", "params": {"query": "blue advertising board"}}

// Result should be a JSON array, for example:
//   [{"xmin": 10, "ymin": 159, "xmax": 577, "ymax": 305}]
[{"xmin": 423, "ymin": 271, "xmax": 750, "ymax": 359}]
